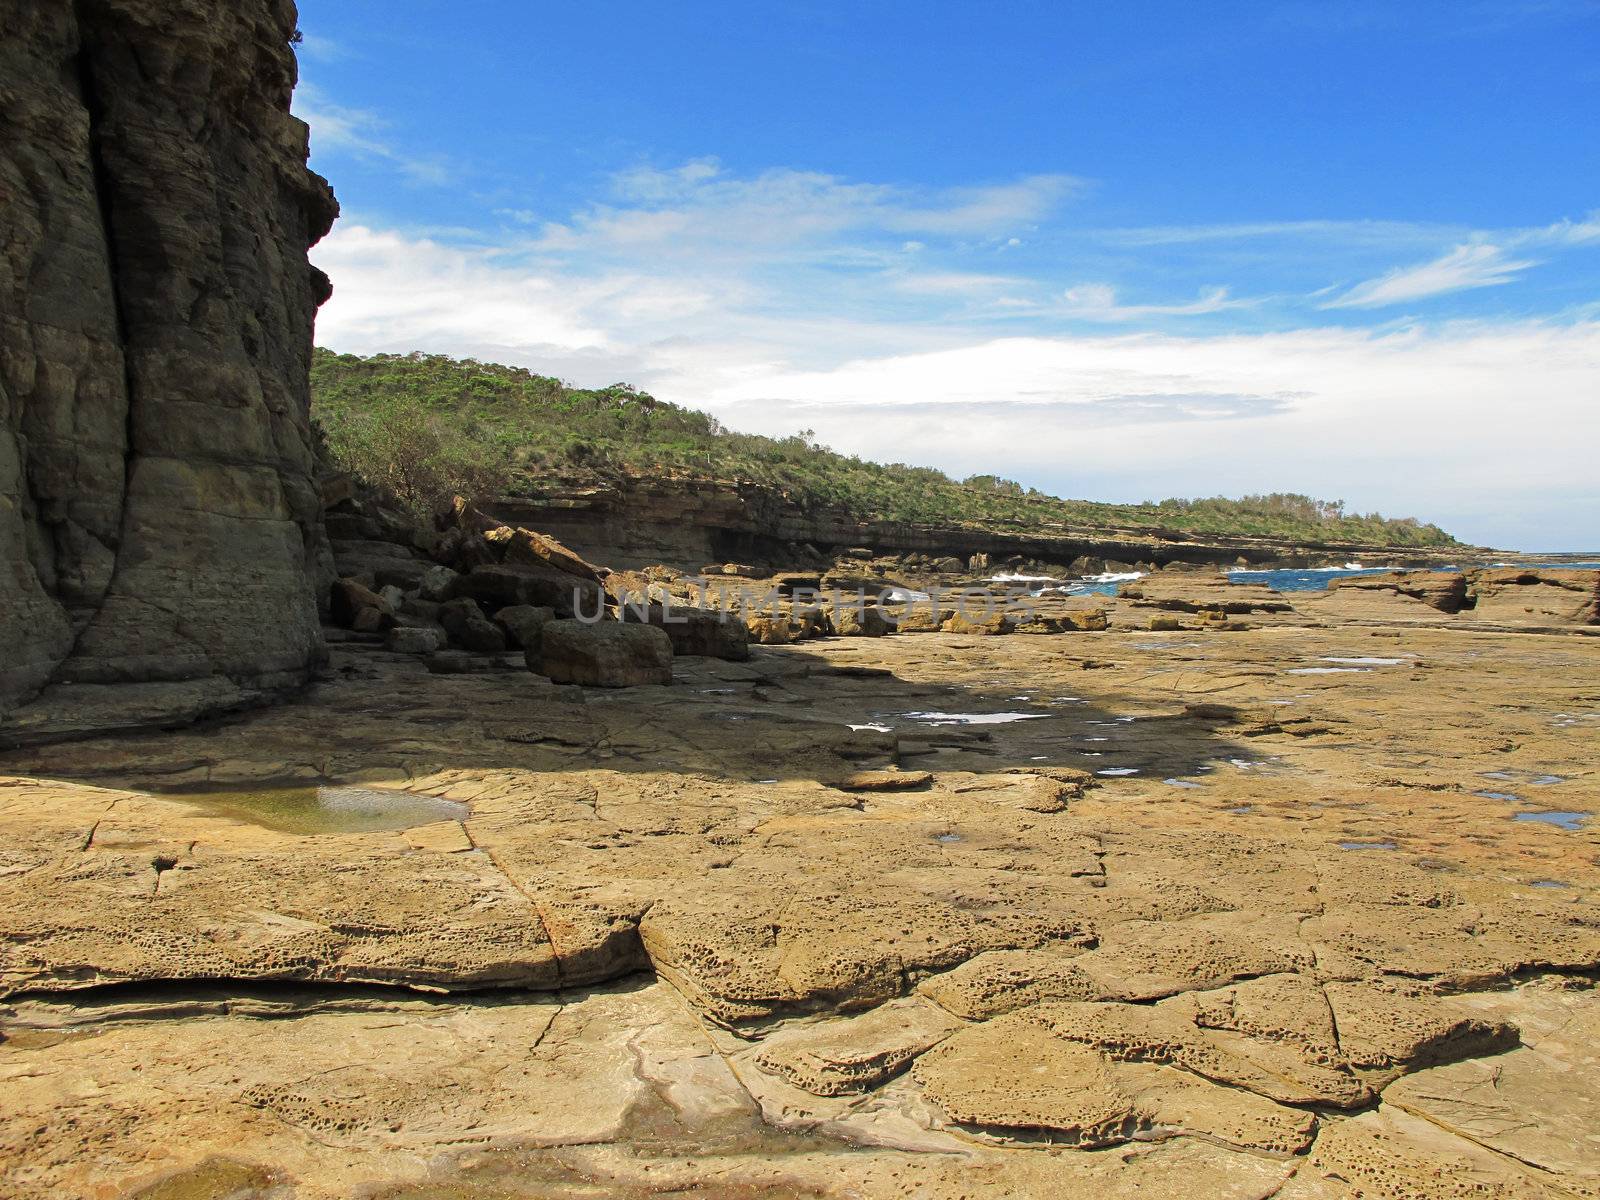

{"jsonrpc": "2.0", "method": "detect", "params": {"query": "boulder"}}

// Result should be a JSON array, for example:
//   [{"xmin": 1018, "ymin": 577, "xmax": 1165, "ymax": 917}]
[
  {"xmin": 484, "ymin": 526, "xmax": 602, "ymax": 582},
  {"xmin": 834, "ymin": 605, "xmax": 894, "ymax": 637},
  {"xmin": 453, "ymin": 563, "xmax": 604, "ymax": 618},
  {"xmin": 330, "ymin": 579, "xmax": 395, "ymax": 631},
  {"xmin": 494, "ymin": 605, "xmax": 557, "ymax": 652},
  {"xmin": 894, "ymin": 606, "xmax": 956, "ymax": 633},
  {"xmin": 535, "ymin": 621, "xmax": 673, "ymax": 688},
  {"xmin": 942, "ymin": 611, "xmax": 1015, "ymax": 636},
  {"xmin": 619, "ymin": 603, "xmax": 751, "ymax": 661},
  {"xmin": 417, "ymin": 565, "xmax": 460, "ymax": 603},
  {"xmin": 747, "ymin": 615, "xmax": 798, "ymax": 645},
  {"xmin": 1014, "ymin": 609, "xmax": 1107, "ymax": 634},
  {"xmin": 438, "ymin": 599, "xmax": 506, "ymax": 653},
  {"xmin": 773, "ymin": 574, "xmax": 823, "ymax": 594},
  {"xmin": 374, "ymin": 562, "xmax": 431, "ymax": 593},
  {"xmin": 386, "ymin": 626, "xmax": 444, "ymax": 655}
]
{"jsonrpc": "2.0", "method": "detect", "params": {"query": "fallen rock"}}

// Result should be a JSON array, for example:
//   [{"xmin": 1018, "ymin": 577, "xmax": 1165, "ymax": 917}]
[
  {"xmin": 485, "ymin": 526, "xmax": 603, "ymax": 582},
  {"xmin": 746, "ymin": 615, "xmax": 799, "ymax": 645},
  {"xmin": 330, "ymin": 579, "xmax": 395, "ymax": 631},
  {"xmin": 893, "ymin": 605, "xmax": 956, "ymax": 633},
  {"xmin": 537, "ymin": 620, "xmax": 673, "ymax": 687},
  {"xmin": 495, "ymin": 605, "xmax": 556, "ymax": 652},
  {"xmin": 417, "ymin": 564, "xmax": 459, "ymax": 603},
  {"xmin": 943, "ymin": 610, "xmax": 1016, "ymax": 635},
  {"xmin": 620, "ymin": 604, "xmax": 751, "ymax": 661},
  {"xmin": 453, "ymin": 563, "xmax": 604, "ymax": 618},
  {"xmin": 385, "ymin": 626, "xmax": 444, "ymax": 655},
  {"xmin": 834, "ymin": 605, "xmax": 894, "ymax": 637}
]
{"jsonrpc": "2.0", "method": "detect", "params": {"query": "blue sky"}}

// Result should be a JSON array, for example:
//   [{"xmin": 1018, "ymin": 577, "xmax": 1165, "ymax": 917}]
[{"xmin": 294, "ymin": 0, "xmax": 1599, "ymax": 549}]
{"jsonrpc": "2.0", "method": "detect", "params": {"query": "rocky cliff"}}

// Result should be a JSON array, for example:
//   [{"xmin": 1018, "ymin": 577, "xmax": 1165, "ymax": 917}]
[
  {"xmin": 489, "ymin": 478, "xmax": 1474, "ymax": 574},
  {"xmin": 0, "ymin": 0, "xmax": 336, "ymax": 741}
]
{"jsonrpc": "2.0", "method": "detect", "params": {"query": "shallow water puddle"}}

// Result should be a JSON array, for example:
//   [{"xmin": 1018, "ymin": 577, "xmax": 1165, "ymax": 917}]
[
  {"xmin": 1339, "ymin": 840, "xmax": 1399, "ymax": 850},
  {"xmin": 1513, "ymin": 811, "xmax": 1590, "ymax": 831},
  {"xmin": 1320, "ymin": 656, "xmax": 1408, "ymax": 665},
  {"xmin": 163, "ymin": 785, "xmax": 467, "ymax": 835},
  {"xmin": 1474, "ymin": 790, "xmax": 1522, "ymax": 802},
  {"xmin": 1164, "ymin": 778, "xmax": 1202, "ymax": 788},
  {"xmin": 898, "ymin": 711, "xmax": 1048, "ymax": 726},
  {"xmin": 1287, "ymin": 667, "xmax": 1371, "ymax": 675}
]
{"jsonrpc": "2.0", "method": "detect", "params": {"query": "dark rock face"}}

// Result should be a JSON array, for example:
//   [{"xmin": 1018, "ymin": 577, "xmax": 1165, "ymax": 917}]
[{"xmin": 1, "ymin": 0, "xmax": 336, "ymax": 740}]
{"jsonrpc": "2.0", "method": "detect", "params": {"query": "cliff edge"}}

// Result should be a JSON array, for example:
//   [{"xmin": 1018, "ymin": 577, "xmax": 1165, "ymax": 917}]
[{"xmin": 1, "ymin": 0, "xmax": 336, "ymax": 741}]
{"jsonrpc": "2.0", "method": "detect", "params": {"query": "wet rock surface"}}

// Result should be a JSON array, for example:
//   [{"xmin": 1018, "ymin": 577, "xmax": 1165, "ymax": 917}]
[{"xmin": 1, "ymin": 579, "xmax": 1598, "ymax": 1197}]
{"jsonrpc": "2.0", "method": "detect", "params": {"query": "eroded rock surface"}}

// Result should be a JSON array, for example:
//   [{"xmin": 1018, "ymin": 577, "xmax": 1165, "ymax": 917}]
[
  {"xmin": 0, "ymin": 0, "xmax": 336, "ymax": 741},
  {"xmin": 2, "ymin": 579, "xmax": 1599, "ymax": 1197}
]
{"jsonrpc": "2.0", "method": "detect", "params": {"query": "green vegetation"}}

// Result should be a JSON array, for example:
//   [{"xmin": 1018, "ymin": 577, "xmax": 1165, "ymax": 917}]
[{"xmin": 311, "ymin": 349, "xmax": 1460, "ymax": 548}]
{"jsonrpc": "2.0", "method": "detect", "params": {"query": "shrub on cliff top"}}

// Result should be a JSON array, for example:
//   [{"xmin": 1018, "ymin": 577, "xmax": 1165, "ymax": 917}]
[{"xmin": 311, "ymin": 349, "xmax": 1461, "ymax": 548}]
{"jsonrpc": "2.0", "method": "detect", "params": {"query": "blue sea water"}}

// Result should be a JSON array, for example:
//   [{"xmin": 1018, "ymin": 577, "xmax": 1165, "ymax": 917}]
[
  {"xmin": 986, "ymin": 559, "xmax": 1598, "ymax": 599},
  {"xmin": 1228, "ymin": 561, "xmax": 1600, "ymax": 593}
]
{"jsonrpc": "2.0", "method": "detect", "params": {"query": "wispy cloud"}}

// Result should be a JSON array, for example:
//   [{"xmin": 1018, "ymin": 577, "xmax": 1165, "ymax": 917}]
[
  {"xmin": 1321, "ymin": 243, "xmax": 1538, "ymax": 309},
  {"xmin": 1104, "ymin": 218, "xmax": 1464, "ymax": 248},
  {"xmin": 1059, "ymin": 283, "xmax": 1248, "ymax": 321},
  {"xmin": 293, "ymin": 84, "xmax": 450, "ymax": 186},
  {"xmin": 532, "ymin": 159, "xmax": 1080, "ymax": 259}
]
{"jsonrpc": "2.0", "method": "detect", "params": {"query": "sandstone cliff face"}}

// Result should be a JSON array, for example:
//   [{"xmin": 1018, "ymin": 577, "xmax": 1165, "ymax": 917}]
[{"xmin": 0, "ymin": 0, "xmax": 336, "ymax": 739}]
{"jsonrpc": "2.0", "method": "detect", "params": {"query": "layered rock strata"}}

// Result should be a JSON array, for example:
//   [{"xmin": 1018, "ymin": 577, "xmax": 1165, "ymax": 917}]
[{"xmin": 0, "ymin": 0, "xmax": 336, "ymax": 742}]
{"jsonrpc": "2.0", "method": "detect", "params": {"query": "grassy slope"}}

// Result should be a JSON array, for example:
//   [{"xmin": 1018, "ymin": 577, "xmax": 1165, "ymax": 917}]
[{"xmin": 311, "ymin": 349, "xmax": 1461, "ymax": 549}]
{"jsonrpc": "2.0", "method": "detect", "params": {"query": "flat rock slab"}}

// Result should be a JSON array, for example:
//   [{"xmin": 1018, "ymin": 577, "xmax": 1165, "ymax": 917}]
[
  {"xmin": 752, "ymin": 997, "xmax": 961, "ymax": 1095},
  {"xmin": 0, "ymin": 784, "xmax": 560, "ymax": 995}
]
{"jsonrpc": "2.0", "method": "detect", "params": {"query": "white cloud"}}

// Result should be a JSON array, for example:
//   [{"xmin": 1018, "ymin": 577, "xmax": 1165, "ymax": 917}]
[
  {"xmin": 1060, "ymin": 283, "xmax": 1246, "ymax": 321},
  {"xmin": 531, "ymin": 163, "xmax": 1079, "ymax": 261},
  {"xmin": 696, "ymin": 323, "xmax": 1600, "ymax": 549},
  {"xmin": 1321, "ymin": 243, "xmax": 1537, "ymax": 309}
]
